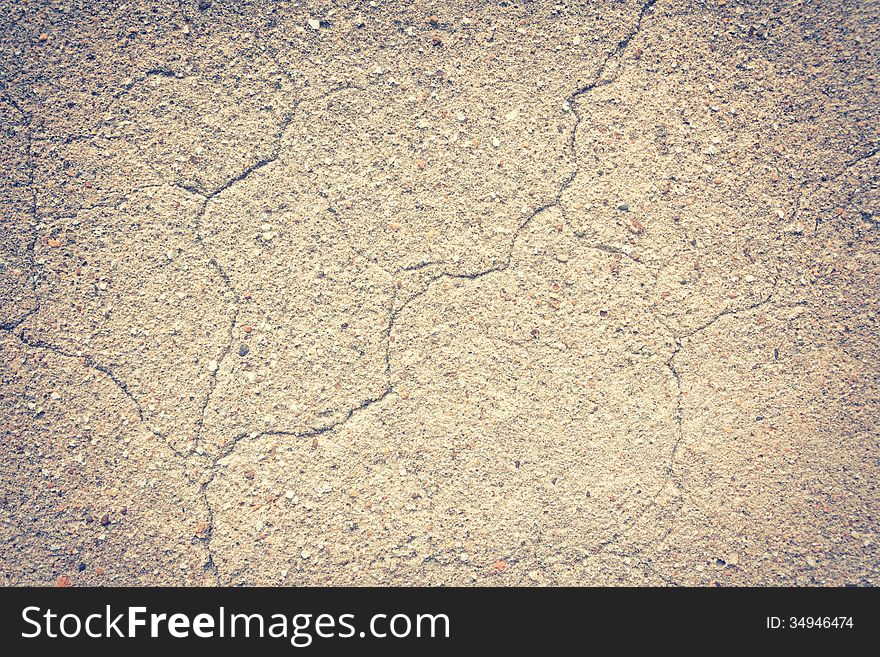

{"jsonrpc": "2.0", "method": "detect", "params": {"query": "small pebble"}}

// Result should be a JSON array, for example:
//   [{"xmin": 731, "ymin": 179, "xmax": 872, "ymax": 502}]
[{"xmin": 239, "ymin": 343, "xmax": 249, "ymax": 357}]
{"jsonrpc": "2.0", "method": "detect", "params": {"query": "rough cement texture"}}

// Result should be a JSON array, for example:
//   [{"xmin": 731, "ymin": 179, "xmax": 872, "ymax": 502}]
[{"xmin": 1, "ymin": 0, "xmax": 877, "ymax": 586}]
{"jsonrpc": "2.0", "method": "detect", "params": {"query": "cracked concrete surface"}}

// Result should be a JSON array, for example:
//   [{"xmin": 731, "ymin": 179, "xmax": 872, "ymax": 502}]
[{"xmin": 1, "ymin": 0, "xmax": 878, "ymax": 586}]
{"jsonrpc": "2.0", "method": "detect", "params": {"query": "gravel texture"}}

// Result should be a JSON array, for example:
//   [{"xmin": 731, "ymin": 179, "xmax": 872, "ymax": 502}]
[{"xmin": 1, "ymin": 0, "xmax": 878, "ymax": 586}]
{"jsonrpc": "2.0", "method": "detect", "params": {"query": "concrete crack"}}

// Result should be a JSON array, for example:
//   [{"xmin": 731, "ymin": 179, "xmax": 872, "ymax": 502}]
[
  {"xmin": 188, "ymin": 84, "xmax": 366, "ymax": 453},
  {"xmin": 1, "ymin": 324, "xmax": 188, "ymax": 464},
  {"xmin": 387, "ymin": 0, "xmax": 660, "ymax": 307}
]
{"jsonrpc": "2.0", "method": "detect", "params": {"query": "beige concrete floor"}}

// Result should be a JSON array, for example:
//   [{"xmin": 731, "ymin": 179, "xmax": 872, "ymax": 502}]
[{"xmin": 1, "ymin": 0, "xmax": 878, "ymax": 586}]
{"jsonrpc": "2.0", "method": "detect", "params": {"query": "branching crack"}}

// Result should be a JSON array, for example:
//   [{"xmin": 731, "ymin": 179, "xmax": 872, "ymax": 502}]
[
  {"xmin": 377, "ymin": 0, "xmax": 662, "ymax": 311},
  {"xmin": 7, "ymin": 0, "xmax": 732, "ymax": 586}
]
